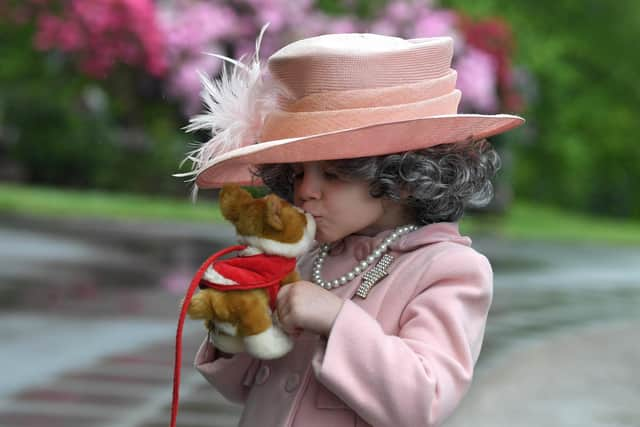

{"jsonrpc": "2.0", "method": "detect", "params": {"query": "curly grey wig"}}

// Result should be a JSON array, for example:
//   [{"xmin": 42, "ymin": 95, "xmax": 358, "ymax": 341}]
[{"xmin": 252, "ymin": 139, "xmax": 501, "ymax": 225}]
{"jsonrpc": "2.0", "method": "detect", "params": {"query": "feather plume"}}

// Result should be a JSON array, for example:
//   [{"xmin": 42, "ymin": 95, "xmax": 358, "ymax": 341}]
[{"xmin": 175, "ymin": 24, "xmax": 281, "ymax": 196}]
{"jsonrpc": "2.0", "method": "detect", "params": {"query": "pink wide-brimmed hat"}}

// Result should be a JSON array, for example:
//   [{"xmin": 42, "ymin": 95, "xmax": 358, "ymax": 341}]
[{"xmin": 179, "ymin": 28, "xmax": 524, "ymax": 189}]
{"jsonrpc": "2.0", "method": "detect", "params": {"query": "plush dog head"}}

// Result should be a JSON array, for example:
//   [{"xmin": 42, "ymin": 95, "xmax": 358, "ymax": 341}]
[{"xmin": 219, "ymin": 184, "xmax": 316, "ymax": 257}]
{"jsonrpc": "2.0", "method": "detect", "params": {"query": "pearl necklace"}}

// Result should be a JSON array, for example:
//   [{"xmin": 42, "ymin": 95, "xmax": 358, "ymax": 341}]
[{"xmin": 311, "ymin": 225, "xmax": 419, "ymax": 289}]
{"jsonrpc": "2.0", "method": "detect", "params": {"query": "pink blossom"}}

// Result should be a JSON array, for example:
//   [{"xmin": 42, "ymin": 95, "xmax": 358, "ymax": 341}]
[
  {"xmin": 234, "ymin": 33, "xmax": 281, "ymax": 59},
  {"xmin": 33, "ymin": 0, "xmax": 167, "ymax": 78},
  {"xmin": 8, "ymin": 0, "xmax": 523, "ymax": 117},
  {"xmin": 324, "ymin": 17, "xmax": 360, "ymax": 34},
  {"xmin": 157, "ymin": 0, "xmax": 326, "ymax": 114},
  {"xmin": 386, "ymin": 1, "xmax": 417, "ymax": 23},
  {"xmin": 414, "ymin": 10, "xmax": 458, "ymax": 38},
  {"xmin": 455, "ymin": 47, "xmax": 499, "ymax": 113},
  {"xmin": 160, "ymin": 3, "xmax": 236, "ymax": 54},
  {"xmin": 34, "ymin": 15, "xmax": 60, "ymax": 50},
  {"xmin": 300, "ymin": 11, "xmax": 363, "ymax": 38},
  {"xmin": 166, "ymin": 54, "xmax": 224, "ymax": 116},
  {"xmin": 368, "ymin": 19, "xmax": 400, "ymax": 36},
  {"xmin": 253, "ymin": 3, "xmax": 288, "ymax": 32},
  {"xmin": 158, "ymin": 1, "xmax": 239, "ymax": 113},
  {"xmin": 245, "ymin": 0, "xmax": 314, "ymax": 32}
]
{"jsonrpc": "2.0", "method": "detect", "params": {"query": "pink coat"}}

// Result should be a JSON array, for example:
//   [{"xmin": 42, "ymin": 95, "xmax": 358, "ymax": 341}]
[{"xmin": 195, "ymin": 222, "xmax": 492, "ymax": 427}]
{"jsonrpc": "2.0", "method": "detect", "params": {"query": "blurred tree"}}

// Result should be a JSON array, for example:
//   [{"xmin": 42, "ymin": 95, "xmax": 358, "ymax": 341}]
[
  {"xmin": 0, "ymin": 5, "xmax": 187, "ymax": 194},
  {"xmin": 440, "ymin": 0, "xmax": 640, "ymax": 217}
]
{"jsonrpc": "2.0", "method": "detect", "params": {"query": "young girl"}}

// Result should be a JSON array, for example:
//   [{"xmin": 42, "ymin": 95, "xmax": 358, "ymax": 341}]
[{"xmin": 182, "ymin": 31, "xmax": 523, "ymax": 427}]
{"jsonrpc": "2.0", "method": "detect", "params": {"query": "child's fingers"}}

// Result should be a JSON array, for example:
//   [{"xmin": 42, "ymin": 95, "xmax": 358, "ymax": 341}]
[
  {"xmin": 276, "ymin": 284, "xmax": 295, "ymax": 318},
  {"xmin": 276, "ymin": 298, "xmax": 299, "ymax": 334},
  {"xmin": 276, "ymin": 304, "xmax": 295, "ymax": 331},
  {"xmin": 277, "ymin": 312, "xmax": 296, "ymax": 335},
  {"xmin": 276, "ymin": 283, "xmax": 311, "ymax": 335},
  {"xmin": 276, "ymin": 282, "xmax": 292, "ymax": 307},
  {"xmin": 275, "ymin": 287, "xmax": 291, "ymax": 329}
]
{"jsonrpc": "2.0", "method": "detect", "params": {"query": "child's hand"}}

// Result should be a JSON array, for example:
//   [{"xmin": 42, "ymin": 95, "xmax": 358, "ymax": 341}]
[{"xmin": 276, "ymin": 281, "xmax": 344, "ymax": 337}]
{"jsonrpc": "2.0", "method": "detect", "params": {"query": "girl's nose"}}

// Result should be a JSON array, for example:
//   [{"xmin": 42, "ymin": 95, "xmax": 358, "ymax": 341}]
[{"xmin": 296, "ymin": 170, "xmax": 321, "ymax": 201}]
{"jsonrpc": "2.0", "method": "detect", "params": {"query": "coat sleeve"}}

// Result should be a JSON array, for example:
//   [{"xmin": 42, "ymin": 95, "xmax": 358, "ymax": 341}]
[
  {"xmin": 312, "ymin": 247, "xmax": 493, "ymax": 427},
  {"xmin": 194, "ymin": 338, "xmax": 259, "ymax": 403}
]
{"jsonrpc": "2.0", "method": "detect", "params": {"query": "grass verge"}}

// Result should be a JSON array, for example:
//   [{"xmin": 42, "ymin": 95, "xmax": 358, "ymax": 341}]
[
  {"xmin": 0, "ymin": 183, "xmax": 223, "ymax": 223},
  {"xmin": 462, "ymin": 203, "xmax": 640, "ymax": 245},
  {"xmin": 2, "ymin": 183, "xmax": 640, "ymax": 244}
]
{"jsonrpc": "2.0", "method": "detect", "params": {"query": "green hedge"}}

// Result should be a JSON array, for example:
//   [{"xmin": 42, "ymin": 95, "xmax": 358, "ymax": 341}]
[
  {"xmin": 0, "ymin": 21, "xmax": 189, "ymax": 195},
  {"xmin": 440, "ymin": 0, "xmax": 640, "ymax": 218}
]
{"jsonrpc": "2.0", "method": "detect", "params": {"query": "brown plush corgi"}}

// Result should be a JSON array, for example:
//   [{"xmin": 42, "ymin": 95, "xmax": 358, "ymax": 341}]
[{"xmin": 186, "ymin": 184, "xmax": 316, "ymax": 359}]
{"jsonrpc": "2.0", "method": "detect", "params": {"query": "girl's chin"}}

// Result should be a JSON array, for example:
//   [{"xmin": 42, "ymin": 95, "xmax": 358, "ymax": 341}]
[
  {"xmin": 315, "ymin": 232, "xmax": 349, "ymax": 245},
  {"xmin": 315, "ymin": 235, "xmax": 331, "ymax": 244},
  {"xmin": 314, "ymin": 230, "xmax": 335, "ymax": 244}
]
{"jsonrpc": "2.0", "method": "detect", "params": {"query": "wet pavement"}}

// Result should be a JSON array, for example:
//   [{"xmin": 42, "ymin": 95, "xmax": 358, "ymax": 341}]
[
  {"xmin": 0, "ymin": 215, "xmax": 240, "ymax": 427},
  {"xmin": 446, "ymin": 238, "xmax": 640, "ymax": 427},
  {"xmin": 1, "ymin": 214, "xmax": 639, "ymax": 427}
]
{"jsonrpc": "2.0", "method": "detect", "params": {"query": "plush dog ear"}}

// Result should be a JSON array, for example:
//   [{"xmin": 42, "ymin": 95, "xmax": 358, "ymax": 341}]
[
  {"xmin": 264, "ymin": 195, "xmax": 283, "ymax": 231},
  {"xmin": 219, "ymin": 184, "xmax": 253, "ymax": 222}
]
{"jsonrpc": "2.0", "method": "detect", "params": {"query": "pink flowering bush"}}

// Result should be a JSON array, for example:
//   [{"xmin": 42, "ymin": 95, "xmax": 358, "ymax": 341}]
[
  {"xmin": 455, "ymin": 47, "xmax": 498, "ymax": 112},
  {"xmin": 28, "ymin": 0, "xmax": 167, "ymax": 78},
  {"xmin": 157, "ymin": 1, "xmax": 237, "ymax": 114},
  {"xmin": 156, "ymin": 0, "xmax": 523, "ymax": 115},
  {"xmin": 366, "ymin": 0, "xmax": 522, "ymax": 113},
  {"xmin": 156, "ymin": 0, "xmax": 361, "ymax": 114},
  {"xmin": 8, "ymin": 0, "xmax": 524, "ymax": 116},
  {"xmin": 1, "ymin": 0, "xmax": 526, "ymax": 196}
]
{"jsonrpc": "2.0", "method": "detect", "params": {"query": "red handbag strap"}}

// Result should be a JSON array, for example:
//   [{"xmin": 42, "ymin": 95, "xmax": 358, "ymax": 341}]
[{"xmin": 169, "ymin": 244, "xmax": 246, "ymax": 427}]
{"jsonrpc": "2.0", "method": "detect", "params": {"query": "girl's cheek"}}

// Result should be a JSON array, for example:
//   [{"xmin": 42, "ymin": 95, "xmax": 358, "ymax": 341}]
[{"xmin": 292, "ymin": 189, "xmax": 301, "ymax": 206}]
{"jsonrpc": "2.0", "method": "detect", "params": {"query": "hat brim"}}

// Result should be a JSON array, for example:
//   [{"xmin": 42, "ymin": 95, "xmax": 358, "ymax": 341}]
[{"xmin": 195, "ymin": 113, "xmax": 525, "ymax": 188}]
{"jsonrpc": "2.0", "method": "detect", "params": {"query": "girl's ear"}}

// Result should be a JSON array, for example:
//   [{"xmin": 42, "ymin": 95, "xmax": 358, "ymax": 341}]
[{"xmin": 264, "ymin": 195, "xmax": 284, "ymax": 231}]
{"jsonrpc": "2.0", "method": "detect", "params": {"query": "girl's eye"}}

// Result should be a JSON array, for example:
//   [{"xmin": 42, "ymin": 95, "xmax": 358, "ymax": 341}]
[
  {"xmin": 292, "ymin": 171, "xmax": 303, "ymax": 180},
  {"xmin": 323, "ymin": 171, "xmax": 338, "ymax": 180}
]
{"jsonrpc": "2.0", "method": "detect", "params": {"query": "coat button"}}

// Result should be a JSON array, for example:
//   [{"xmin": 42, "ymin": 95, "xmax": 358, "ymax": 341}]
[
  {"xmin": 284, "ymin": 373, "xmax": 301, "ymax": 392},
  {"xmin": 255, "ymin": 365, "xmax": 270, "ymax": 385}
]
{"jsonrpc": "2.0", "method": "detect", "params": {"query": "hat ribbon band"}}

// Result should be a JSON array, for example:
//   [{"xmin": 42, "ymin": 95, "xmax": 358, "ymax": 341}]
[
  {"xmin": 261, "ymin": 89, "xmax": 461, "ymax": 142},
  {"xmin": 284, "ymin": 70, "xmax": 457, "ymax": 113}
]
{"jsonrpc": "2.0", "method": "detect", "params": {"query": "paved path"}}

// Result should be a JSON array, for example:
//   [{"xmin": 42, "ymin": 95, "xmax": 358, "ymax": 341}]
[
  {"xmin": 0, "ymin": 314, "xmax": 241, "ymax": 427},
  {"xmin": 1, "ymin": 214, "xmax": 639, "ymax": 427},
  {"xmin": 0, "ymin": 215, "xmax": 241, "ymax": 427},
  {"xmin": 446, "ymin": 319, "xmax": 640, "ymax": 427}
]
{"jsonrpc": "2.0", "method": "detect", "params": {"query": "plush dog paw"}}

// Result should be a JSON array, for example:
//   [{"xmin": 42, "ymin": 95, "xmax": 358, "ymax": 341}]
[
  {"xmin": 244, "ymin": 326, "xmax": 293, "ymax": 360},
  {"xmin": 211, "ymin": 331, "xmax": 246, "ymax": 354}
]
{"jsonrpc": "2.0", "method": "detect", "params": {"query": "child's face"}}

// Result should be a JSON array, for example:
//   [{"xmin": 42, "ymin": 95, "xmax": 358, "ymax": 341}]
[{"xmin": 292, "ymin": 161, "xmax": 407, "ymax": 243}]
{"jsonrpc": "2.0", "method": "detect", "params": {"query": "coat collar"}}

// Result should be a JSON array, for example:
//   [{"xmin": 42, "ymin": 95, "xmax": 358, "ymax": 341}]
[{"xmin": 328, "ymin": 222, "xmax": 471, "ymax": 257}]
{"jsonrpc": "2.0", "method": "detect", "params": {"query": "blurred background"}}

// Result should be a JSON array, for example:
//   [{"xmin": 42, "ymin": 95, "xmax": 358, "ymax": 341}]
[{"xmin": 1, "ymin": 1, "xmax": 638, "ymax": 426}]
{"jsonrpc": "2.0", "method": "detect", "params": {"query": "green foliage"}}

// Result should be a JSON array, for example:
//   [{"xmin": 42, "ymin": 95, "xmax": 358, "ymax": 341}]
[
  {"xmin": 0, "ymin": 20, "xmax": 189, "ymax": 195},
  {"xmin": 316, "ymin": 0, "xmax": 387, "ymax": 18},
  {"xmin": 462, "ymin": 201, "xmax": 640, "ymax": 245},
  {"xmin": 440, "ymin": 0, "xmax": 640, "ymax": 218},
  {"xmin": 0, "ymin": 182, "xmax": 223, "ymax": 223}
]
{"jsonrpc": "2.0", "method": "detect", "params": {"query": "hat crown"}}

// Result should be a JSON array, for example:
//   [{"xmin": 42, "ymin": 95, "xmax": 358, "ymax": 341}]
[
  {"xmin": 271, "ymin": 33, "xmax": 426, "ymax": 56},
  {"xmin": 268, "ymin": 34, "xmax": 454, "ymax": 99}
]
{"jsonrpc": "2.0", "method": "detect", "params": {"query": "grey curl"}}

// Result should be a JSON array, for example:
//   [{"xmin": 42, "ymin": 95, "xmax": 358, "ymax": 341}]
[{"xmin": 252, "ymin": 139, "xmax": 501, "ymax": 224}]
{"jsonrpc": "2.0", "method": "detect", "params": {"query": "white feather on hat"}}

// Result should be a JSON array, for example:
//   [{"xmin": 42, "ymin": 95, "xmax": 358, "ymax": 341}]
[{"xmin": 176, "ymin": 24, "xmax": 282, "ymax": 199}]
